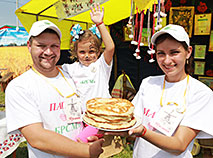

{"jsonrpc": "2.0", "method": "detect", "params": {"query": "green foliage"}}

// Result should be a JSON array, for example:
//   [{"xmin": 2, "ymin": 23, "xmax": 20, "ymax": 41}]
[
  {"xmin": 6, "ymin": 142, "xmax": 28, "ymax": 158},
  {"xmin": 111, "ymin": 143, "xmax": 133, "ymax": 158},
  {"xmin": 0, "ymin": 90, "xmax": 5, "ymax": 105}
]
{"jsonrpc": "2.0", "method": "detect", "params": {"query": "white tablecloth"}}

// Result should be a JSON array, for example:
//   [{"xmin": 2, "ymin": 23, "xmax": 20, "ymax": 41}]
[{"xmin": 0, "ymin": 111, "xmax": 25, "ymax": 158}]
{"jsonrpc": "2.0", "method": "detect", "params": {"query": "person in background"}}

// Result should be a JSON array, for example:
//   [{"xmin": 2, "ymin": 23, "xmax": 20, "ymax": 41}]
[
  {"xmin": 5, "ymin": 19, "xmax": 104, "ymax": 158},
  {"xmin": 106, "ymin": 24, "xmax": 213, "ymax": 158}
]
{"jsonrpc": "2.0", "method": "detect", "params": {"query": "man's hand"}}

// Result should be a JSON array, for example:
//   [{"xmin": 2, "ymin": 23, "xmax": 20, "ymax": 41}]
[{"xmin": 89, "ymin": 139, "xmax": 104, "ymax": 158}]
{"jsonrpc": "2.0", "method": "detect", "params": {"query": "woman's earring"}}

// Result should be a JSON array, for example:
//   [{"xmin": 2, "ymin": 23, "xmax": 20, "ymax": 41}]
[{"xmin": 186, "ymin": 59, "xmax": 189, "ymax": 64}]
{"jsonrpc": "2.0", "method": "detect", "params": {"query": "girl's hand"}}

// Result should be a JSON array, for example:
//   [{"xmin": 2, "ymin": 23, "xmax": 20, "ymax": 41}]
[{"xmin": 90, "ymin": 3, "xmax": 104, "ymax": 25}]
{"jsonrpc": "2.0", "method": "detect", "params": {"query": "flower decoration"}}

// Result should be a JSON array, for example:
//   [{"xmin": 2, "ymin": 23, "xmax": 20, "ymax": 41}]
[
  {"xmin": 197, "ymin": 2, "xmax": 207, "ymax": 13},
  {"xmin": 180, "ymin": 0, "xmax": 187, "ymax": 4},
  {"xmin": 164, "ymin": 0, "xmax": 172, "ymax": 12},
  {"xmin": 70, "ymin": 24, "xmax": 84, "ymax": 41},
  {"xmin": 89, "ymin": 25, "xmax": 101, "ymax": 38}
]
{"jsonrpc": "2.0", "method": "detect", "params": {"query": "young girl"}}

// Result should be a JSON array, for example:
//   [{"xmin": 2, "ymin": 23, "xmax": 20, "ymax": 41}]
[
  {"xmin": 107, "ymin": 24, "xmax": 213, "ymax": 158},
  {"xmin": 62, "ymin": 4, "xmax": 119, "ymax": 152},
  {"xmin": 62, "ymin": 3, "xmax": 115, "ymax": 113}
]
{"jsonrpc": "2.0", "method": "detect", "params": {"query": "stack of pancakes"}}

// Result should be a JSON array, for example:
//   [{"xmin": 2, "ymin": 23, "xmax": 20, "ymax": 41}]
[{"xmin": 83, "ymin": 98, "xmax": 136, "ymax": 130}]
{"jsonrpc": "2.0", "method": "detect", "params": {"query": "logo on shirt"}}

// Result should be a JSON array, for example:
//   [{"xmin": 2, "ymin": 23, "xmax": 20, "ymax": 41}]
[{"xmin": 80, "ymin": 79, "xmax": 95, "ymax": 84}]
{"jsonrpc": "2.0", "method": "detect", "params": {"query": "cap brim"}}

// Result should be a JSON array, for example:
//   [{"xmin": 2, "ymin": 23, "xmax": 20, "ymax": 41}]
[
  {"xmin": 151, "ymin": 31, "xmax": 169, "ymax": 45},
  {"xmin": 28, "ymin": 25, "xmax": 61, "ymax": 40}
]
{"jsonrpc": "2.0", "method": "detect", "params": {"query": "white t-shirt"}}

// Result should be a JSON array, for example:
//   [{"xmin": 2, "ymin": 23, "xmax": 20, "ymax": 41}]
[
  {"xmin": 6, "ymin": 68, "xmax": 84, "ymax": 158},
  {"xmin": 132, "ymin": 75, "xmax": 213, "ymax": 158},
  {"xmin": 62, "ymin": 54, "xmax": 112, "ymax": 112}
]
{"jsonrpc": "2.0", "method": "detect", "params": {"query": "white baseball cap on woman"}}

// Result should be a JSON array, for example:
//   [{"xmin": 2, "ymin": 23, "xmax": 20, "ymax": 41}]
[
  {"xmin": 28, "ymin": 20, "xmax": 62, "ymax": 40},
  {"xmin": 151, "ymin": 24, "xmax": 190, "ymax": 46}
]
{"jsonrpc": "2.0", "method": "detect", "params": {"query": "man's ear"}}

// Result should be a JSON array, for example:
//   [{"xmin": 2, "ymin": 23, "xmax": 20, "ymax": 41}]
[{"xmin": 27, "ymin": 40, "xmax": 31, "ymax": 52}]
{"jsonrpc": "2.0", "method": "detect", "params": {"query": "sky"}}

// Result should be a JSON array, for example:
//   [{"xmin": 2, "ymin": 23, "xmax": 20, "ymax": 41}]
[{"xmin": 0, "ymin": 0, "xmax": 30, "ymax": 28}]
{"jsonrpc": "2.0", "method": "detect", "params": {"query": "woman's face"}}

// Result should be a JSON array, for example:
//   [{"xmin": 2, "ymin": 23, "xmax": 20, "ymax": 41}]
[
  {"xmin": 156, "ymin": 38, "xmax": 192, "ymax": 82},
  {"xmin": 77, "ymin": 39, "xmax": 100, "ymax": 67}
]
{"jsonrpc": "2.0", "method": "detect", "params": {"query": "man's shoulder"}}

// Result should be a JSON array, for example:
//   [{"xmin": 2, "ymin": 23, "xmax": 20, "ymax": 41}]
[
  {"xmin": 13, "ymin": 69, "xmax": 34, "ymax": 81},
  {"xmin": 6, "ymin": 69, "xmax": 36, "ymax": 89}
]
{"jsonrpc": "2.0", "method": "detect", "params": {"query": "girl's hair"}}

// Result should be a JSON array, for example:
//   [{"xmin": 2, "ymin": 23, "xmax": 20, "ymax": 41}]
[
  {"xmin": 154, "ymin": 34, "xmax": 193, "ymax": 75},
  {"xmin": 70, "ymin": 30, "xmax": 103, "ymax": 61}
]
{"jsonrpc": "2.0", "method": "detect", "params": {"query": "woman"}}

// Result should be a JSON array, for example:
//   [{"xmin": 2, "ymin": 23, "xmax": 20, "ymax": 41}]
[{"xmin": 107, "ymin": 24, "xmax": 213, "ymax": 158}]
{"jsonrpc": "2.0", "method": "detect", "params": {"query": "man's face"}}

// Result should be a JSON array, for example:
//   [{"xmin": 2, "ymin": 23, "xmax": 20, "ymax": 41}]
[{"xmin": 28, "ymin": 32, "xmax": 61, "ymax": 75}]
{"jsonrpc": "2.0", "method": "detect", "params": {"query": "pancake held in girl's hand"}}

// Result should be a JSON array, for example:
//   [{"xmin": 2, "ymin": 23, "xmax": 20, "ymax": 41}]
[{"xmin": 83, "ymin": 98, "xmax": 136, "ymax": 130}]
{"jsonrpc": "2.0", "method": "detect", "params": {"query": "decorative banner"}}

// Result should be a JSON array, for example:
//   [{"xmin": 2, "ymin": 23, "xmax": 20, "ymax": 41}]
[
  {"xmin": 124, "ymin": 26, "xmax": 132, "ymax": 42},
  {"xmin": 194, "ymin": 61, "xmax": 205, "ymax": 75},
  {"xmin": 134, "ymin": 0, "xmax": 158, "ymax": 13},
  {"xmin": 0, "ymin": 26, "xmax": 28, "ymax": 46},
  {"xmin": 194, "ymin": 13, "xmax": 212, "ymax": 35},
  {"xmin": 155, "ymin": 17, "xmax": 167, "ymax": 30},
  {"xmin": 169, "ymin": 6, "xmax": 194, "ymax": 37},
  {"xmin": 55, "ymin": 0, "xmax": 108, "ymax": 20},
  {"xmin": 140, "ymin": 28, "xmax": 149, "ymax": 46},
  {"xmin": 198, "ymin": 76, "xmax": 213, "ymax": 90},
  {"xmin": 194, "ymin": 45, "xmax": 206, "ymax": 59},
  {"xmin": 209, "ymin": 30, "xmax": 213, "ymax": 52}
]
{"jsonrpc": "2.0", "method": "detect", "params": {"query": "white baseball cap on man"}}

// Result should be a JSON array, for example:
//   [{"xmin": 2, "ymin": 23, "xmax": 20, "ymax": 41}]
[
  {"xmin": 28, "ymin": 20, "xmax": 62, "ymax": 39},
  {"xmin": 151, "ymin": 24, "xmax": 190, "ymax": 46}
]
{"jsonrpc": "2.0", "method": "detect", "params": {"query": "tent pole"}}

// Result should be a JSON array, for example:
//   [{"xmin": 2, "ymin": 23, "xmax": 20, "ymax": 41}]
[{"xmin": 16, "ymin": 0, "xmax": 19, "ymax": 31}]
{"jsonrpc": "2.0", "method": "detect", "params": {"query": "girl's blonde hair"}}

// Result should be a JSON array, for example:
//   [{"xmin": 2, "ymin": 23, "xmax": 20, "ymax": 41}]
[{"xmin": 70, "ymin": 30, "xmax": 103, "ymax": 61}]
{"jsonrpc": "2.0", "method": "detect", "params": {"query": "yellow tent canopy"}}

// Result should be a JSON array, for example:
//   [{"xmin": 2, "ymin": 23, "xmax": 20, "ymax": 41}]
[{"xmin": 16, "ymin": 0, "xmax": 157, "ymax": 49}]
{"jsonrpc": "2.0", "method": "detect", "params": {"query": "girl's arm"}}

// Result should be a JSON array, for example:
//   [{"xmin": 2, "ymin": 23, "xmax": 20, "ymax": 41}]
[{"xmin": 90, "ymin": 3, "xmax": 115, "ymax": 65}]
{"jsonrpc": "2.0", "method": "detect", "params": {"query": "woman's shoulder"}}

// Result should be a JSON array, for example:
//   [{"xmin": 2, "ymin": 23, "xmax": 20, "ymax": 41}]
[
  {"xmin": 189, "ymin": 76, "xmax": 212, "ymax": 93},
  {"xmin": 138, "ymin": 75, "xmax": 164, "ymax": 90},
  {"xmin": 142, "ymin": 75, "xmax": 165, "ymax": 84}
]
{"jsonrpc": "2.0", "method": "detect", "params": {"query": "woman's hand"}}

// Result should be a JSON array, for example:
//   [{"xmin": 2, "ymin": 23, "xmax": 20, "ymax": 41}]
[
  {"xmin": 128, "ymin": 124, "xmax": 144, "ymax": 137},
  {"xmin": 102, "ymin": 124, "xmax": 144, "ymax": 137}
]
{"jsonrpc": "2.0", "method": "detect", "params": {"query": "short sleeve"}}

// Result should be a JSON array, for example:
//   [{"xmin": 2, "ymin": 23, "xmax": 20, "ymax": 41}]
[
  {"xmin": 6, "ymin": 82, "xmax": 42, "ymax": 133},
  {"xmin": 180, "ymin": 83, "xmax": 213, "ymax": 138},
  {"xmin": 132, "ymin": 81, "xmax": 144, "ymax": 121}
]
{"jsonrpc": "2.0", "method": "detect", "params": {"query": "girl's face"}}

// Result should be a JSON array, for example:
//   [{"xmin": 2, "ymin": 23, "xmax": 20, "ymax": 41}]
[
  {"xmin": 156, "ymin": 38, "xmax": 192, "ymax": 82},
  {"xmin": 77, "ymin": 39, "xmax": 100, "ymax": 67}
]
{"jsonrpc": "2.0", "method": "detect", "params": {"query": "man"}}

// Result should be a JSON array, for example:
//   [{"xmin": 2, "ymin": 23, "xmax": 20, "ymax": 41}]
[{"xmin": 5, "ymin": 20, "xmax": 104, "ymax": 158}]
